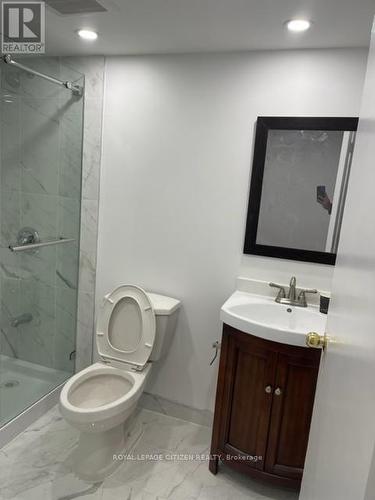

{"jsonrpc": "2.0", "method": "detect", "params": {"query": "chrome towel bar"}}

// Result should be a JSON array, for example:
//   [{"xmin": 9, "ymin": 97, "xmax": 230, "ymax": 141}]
[{"xmin": 9, "ymin": 237, "xmax": 75, "ymax": 253}]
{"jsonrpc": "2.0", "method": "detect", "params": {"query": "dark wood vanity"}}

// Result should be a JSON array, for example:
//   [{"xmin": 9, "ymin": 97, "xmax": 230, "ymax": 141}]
[{"xmin": 209, "ymin": 324, "xmax": 321, "ymax": 489}]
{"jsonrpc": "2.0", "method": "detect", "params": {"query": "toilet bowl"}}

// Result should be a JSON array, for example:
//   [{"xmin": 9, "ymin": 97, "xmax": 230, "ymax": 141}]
[{"xmin": 59, "ymin": 284, "xmax": 180, "ymax": 481}]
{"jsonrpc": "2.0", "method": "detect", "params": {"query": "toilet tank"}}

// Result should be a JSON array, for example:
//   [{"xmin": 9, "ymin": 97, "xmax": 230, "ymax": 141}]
[{"xmin": 147, "ymin": 292, "xmax": 181, "ymax": 362}]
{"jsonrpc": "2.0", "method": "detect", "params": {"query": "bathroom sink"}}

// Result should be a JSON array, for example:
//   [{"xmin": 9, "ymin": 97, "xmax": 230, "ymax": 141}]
[{"xmin": 221, "ymin": 291, "xmax": 327, "ymax": 347}]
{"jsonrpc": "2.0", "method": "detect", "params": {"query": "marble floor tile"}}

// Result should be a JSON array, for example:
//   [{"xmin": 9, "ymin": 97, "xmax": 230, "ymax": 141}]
[
  {"xmin": 139, "ymin": 392, "xmax": 213, "ymax": 427},
  {"xmin": 0, "ymin": 407, "xmax": 299, "ymax": 500}
]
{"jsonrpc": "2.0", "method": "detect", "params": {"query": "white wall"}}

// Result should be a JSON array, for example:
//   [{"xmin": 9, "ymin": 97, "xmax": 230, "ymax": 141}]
[{"xmin": 97, "ymin": 48, "xmax": 367, "ymax": 411}]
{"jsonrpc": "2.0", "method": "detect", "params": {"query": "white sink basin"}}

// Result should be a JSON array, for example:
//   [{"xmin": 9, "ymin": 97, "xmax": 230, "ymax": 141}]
[{"xmin": 221, "ymin": 291, "xmax": 327, "ymax": 347}]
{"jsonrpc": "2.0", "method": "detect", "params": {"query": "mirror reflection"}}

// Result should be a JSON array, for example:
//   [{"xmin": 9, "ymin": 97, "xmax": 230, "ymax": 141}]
[{"xmin": 257, "ymin": 129, "xmax": 356, "ymax": 253}]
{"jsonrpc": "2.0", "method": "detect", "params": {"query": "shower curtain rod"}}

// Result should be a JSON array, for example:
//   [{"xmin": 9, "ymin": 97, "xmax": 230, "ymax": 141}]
[{"xmin": 2, "ymin": 54, "xmax": 83, "ymax": 96}]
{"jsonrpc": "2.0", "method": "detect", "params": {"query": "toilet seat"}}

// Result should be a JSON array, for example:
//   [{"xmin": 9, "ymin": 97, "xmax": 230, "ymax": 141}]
[
  {"xmin": 96, "ymin": 285, "xmax": 156, "ymax": 369},
  {"xmin": 60, "ymin": 362, "xmax": 151, "ymax": 423}
]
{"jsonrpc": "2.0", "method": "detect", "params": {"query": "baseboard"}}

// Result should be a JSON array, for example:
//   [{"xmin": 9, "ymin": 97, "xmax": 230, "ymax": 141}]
[{"xmin": 139, "ymin": 392, "xmax": 213, "ymax": 427}]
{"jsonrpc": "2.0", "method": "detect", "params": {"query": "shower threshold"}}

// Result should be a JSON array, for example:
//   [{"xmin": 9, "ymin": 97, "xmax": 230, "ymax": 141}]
[{"xmin": 0, "ymin": 355, "xmax": 70, "ymax": 447}]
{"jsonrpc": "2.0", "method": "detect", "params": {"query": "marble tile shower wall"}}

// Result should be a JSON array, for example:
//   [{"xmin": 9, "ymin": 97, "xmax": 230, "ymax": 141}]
[
  {"xmin": 0, "ymin": 56, "xmax": 104, "ymax": 374},
  {"xmin": 63, "ymin": 56, "xmax": 105, "ymax": 372}
]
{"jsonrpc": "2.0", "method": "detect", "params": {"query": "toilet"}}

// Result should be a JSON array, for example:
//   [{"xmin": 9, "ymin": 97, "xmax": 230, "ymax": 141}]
[{"xmin": 59, "ymin": 284, "xmax": 181, "ymax": 481}]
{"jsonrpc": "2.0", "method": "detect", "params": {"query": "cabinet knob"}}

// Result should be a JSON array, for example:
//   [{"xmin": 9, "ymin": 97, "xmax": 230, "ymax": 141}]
[
  {"xmin": 274, "ymin": 387, "xmax": 282, "ymax": 396},
  {"xmin": 265, "ymin": 385, "xmax": 272, "ymax": 394}
]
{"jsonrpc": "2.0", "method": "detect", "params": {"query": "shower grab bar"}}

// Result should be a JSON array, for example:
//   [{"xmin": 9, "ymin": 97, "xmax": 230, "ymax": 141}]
[{"xmin": 9, "ymin": 237, "xmax": 75, "ymax": 253}]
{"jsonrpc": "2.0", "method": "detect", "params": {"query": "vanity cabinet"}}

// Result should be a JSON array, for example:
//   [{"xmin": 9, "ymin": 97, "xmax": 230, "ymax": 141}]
[{"xmin": 209, "ymin": 324, "xmax": 321, "ymax": 489}]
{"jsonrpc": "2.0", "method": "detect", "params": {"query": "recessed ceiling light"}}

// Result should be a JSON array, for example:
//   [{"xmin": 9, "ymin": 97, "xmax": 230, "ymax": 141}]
[
  {"xmin": 285, "ymin": 19, "xmax": 312, "ymax": 32},
  {"xmin": 77, "ymin": 29, "xmax": 98, "ymax": 41}
]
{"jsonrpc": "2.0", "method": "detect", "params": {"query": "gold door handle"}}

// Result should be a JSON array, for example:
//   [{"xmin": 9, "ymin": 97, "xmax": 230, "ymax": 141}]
[{"xmin": 306, "ymin": 332, "xmax": 327, "ymax": 349}]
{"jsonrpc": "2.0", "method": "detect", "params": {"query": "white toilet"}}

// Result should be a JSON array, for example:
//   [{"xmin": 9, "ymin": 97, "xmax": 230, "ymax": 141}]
[{"xmin": 59, "ymin": 284, "xmax": 180, "ymax": 481}]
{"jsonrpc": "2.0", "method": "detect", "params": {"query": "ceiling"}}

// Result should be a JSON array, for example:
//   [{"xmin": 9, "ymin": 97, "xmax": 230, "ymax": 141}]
[{"xmin": 36, "ymin": 0, "xmax": 375, "ymax": 55}]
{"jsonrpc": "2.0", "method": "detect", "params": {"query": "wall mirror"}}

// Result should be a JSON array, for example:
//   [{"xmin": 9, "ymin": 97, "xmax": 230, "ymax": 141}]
[{"xmin": 243, "ymin": 117, "xmax": 358, "ymax": 265}]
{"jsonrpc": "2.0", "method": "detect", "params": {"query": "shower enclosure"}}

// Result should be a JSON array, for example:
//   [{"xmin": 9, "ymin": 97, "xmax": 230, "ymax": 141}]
[{"xmin": 0, "ymin": 56, "xmax": 84, "ymax": 432}]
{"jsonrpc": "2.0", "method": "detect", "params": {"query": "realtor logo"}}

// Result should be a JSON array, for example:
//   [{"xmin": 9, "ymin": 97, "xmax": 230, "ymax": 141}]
[{"xmin": 1, "ymin": 1, "xmax": 45, "ymax": 54}]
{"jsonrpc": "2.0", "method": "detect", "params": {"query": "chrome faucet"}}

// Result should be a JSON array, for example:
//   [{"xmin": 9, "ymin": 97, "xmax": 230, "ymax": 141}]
[
  {"xmin": 269, "ymin": 276, "xmax": 317, "ymax": 307},
  {"xmin": 288, "ymin": 276, "xmax": 297, "ymax": 302}
]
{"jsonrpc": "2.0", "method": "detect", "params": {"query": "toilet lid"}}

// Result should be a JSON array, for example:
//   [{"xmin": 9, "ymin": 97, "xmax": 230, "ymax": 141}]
[{"xmin": 96, "ymin": 285, "xmax": 156, "ymax": 369}]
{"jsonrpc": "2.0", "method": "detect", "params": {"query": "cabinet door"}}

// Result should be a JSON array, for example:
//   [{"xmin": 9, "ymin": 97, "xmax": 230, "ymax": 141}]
[
  {"xmin": 265, "ymin": 349, "xmax": 321, "ymax": 480},
  {"xmin": 218, "ymin": 326, "xmax": 278, "ymax": 470}
]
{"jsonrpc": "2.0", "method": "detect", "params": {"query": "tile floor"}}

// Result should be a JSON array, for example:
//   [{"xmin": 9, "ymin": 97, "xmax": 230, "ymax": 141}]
[{"xmin": 0, "ymin": 407, "xmax": 299, "ymax": 500}]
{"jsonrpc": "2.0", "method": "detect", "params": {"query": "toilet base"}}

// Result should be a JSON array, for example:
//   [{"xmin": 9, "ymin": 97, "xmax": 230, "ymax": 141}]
[{"xmin": 70, "ymin": 418, "xmax": 143, "ymax": 482}]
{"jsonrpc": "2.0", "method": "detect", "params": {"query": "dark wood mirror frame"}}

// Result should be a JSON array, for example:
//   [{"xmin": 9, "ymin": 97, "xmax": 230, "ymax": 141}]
[{"xmin": 243, "ymin": 116, "xmax": 359, "ymax": 265}]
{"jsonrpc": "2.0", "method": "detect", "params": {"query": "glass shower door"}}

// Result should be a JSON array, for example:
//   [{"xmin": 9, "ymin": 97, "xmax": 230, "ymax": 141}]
[{"xmin": 0, "ymin": 57, "xmax": 84, "ymax": 427}]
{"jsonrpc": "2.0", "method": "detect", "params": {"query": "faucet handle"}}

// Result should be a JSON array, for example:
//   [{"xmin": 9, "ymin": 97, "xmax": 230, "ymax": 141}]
[
  {"xmin": 269, "ymin": 282, "xmax": 286, "ymax": 298},
  {"xmin": 298, "ymin": 288, "xmax": 318, "ymax": 306},
  {"xmin": 298, "ymin": 288, "xmax": 318, "ymax": 296}
]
